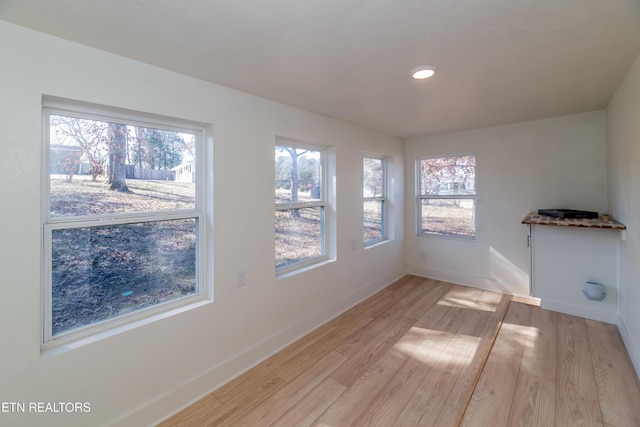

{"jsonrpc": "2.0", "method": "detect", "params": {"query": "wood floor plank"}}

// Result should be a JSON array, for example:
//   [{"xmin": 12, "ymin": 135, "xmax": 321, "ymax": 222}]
[
  {"xmin": 452, "ymin": 304, "xmax": 491, "ymax": 337},
  {"xmin": 312, "ymin": 329, "xmax": 419, "ymax": 427},
  {"xmin": 394, "ymin": 333, "xmax": 481, "ymax": 427},
  {"xmin": 394, "ymin": 301, "xmax": 495, "ymax": 427},
  {"xmin": 436, "ymin": 306, "xmax": 473, "ymax": 334},
  {"xmin": 587, "ymin": 320, "xmax": 640, "ymax": 427},
  {"xmin": 556, "ymin": 313, "xmax": 603, "ymax": 427},
  {"xmin": 403, "ymin": 281, "xmax": 450, "ymax": 320},
  {"xmin": 444, "ymin": 337, "xmax": 494, "ymax": 414},
  {"xmin": 439, "ymin": 285, "xmax": 503, "ymax": 314},
  {"xmin": 478, "ymin": 293, "xmax": 515, "ymax": 341},
  {"xmin": 209, "ymin": 373, "xmax": 287, "ymax": 427},
  {"xmin": 330, "ymin": 316, "xmax": 414, "ymax": 386},
  {"xmin": 158, "ymin": 393, "xmax": 222, "ymax": 427},
  {"xmin": 353, "ymin": 319, "xmax": 467, "ymax": 427},
  {"xmin": 324, "ymin": 289, "xmax": 393, "ymax": 328},
  {"xmin": 272, "ymin": 313, "xmax": 374, "ymax": 382},
  {"xmin": 413, "ymin": 298, "xmax": 454, "ymax": 330},
  {"xmin": 505, "ymin": 371, "xmax": 555, "ymax": 427},
  {"xmin": 213, "ymin": 318, "xmax": 337, "ymax": 403},
  {"xmin": 357, "ymin": 290, "xmax": 399, "ymax": 319},
  {"xmin": 393, "ymin": 278, "xmax": 440, "ymax": 312},
  {"xmin": 334, "ymin": 310, "xmax": 404, "ymax": 358},
  {"xmin": 433, "ymin": 403, "xmax": 463, "ymax": 427},
  {"xmin": 558, "ymin": 311, "xmax": 588, "ymax": 337},
  {"xmin": 444, "ymin": 293, "xmax": 512, "ymax": 411},
  {"xmin": 385, "ymin": 274, "xmax": 418, "ymax": 292},
  {"xmin": 158, "ymin": 277, "xmax": 640, "ymax": 427},
  {"xmin": 231, "ymin": 350, "xmax": 347, "ymax": 426},
  {"xmin": 512, "ymin": 295, "xmax": 541, "ymax": 306},
  {"xmin": 520, "ymin": 306, "xmax": 557, "ymax": 382},
  {"xmin": 165, "ymin": 373, "xmax": 285, "ymax": 427},
  {"xmin": 334, "ymin": 281, "xmax": 434, "ymax": 358},
  {"xmin": 269, "ymin": 378, "xmax": 346, "ymax": 427},
  {"xmin": 387, "ymin": 275, "xmax": 428, "ymax": 300},
  {"xmin": 459, "ymin": 302, "xmax": 533, "ymax": 427}
]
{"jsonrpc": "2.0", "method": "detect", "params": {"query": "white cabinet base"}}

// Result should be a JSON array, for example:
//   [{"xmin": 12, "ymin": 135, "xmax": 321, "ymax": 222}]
[{"xmin": 530, "ymin": 225, "xmax": 619, "ymax": 324}]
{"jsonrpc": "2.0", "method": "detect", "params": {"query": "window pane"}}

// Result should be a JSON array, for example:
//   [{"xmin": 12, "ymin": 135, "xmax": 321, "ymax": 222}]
[
  {"xmin": 51, "ymin": 218, "xmax": 197, "ymax": 335},
  {"xmin": 420, "ymin": 155, "xmax": 475, "ymax": 196},
  {"xmin": 364, "ymin": 200, "xmax": 383, "ymax": 242},
  {"xmin": 49, "ymin": 114, "xmax": 196, "ymax": 217},
  {"xmin": 275, "ymin": 146, "xmax": 322, "ymax": 203},
  {"xmin": 363, "ymin": 157, "xmax": 383, "ymax": 197},
  {"xmin": 421, "ymin": 199, "xmax": 475, "ymax": 238},
  {"xmin": 275, "ymin": 207, "xmax": 323, "ymax": 268}
]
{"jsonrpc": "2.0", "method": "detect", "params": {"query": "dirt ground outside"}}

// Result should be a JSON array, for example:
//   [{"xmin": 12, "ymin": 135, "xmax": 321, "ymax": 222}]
[{"xmin": 49, "ymin": 175, "xmax": 197, "ymax": 335}]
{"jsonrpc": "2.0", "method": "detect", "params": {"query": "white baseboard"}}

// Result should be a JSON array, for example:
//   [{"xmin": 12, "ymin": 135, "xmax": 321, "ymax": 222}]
[
  {"xmin": 106, "ymin": 267, "xmax": 407, "ymax": 427},
  {"xmin": 407, "ymin": 264, "xmax": 529, "ymax": 296},
  {"xmin": 618, "ymin": 316, "xmax": 640, "ymax": 381},
  {"xmin": 539, "ymin": 299, "xmax": 620, "ymax": 325}
]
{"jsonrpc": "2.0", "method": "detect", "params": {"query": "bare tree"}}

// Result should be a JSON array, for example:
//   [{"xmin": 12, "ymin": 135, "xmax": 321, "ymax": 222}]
[
  {"xmin": 51, "ymin": 114, "xmax": 191, "ymax": 189},
  {"xmin": 50, "ymin": 115, "xmax": 108, "ymax": 181},
  {"xmin": 363, "ymin": 158, "xmax": 383, "ymax": 197},
  {"xmin": 277, "ymin": 146, "xmax": 309, "ymax": 217},
  {"xmin": 107, "ymin": 123, "xmax": 129, "ymax": 192},
  {"xmin": 420, "ymin": 155, "xmax": 475, "ymax": 195}
]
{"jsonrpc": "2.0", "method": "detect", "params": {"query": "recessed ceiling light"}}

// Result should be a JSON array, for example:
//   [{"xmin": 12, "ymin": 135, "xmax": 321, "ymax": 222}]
[{"xmin": 412, "ymin": 66, "xmax": 436, "ymax": 80}]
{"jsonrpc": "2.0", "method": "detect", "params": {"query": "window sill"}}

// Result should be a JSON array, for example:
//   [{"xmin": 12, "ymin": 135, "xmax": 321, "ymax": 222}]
[
  {"xmin": 41, "ymin": 297, "xmax": 212, "ymax": 358},
  {"xmin": 418, "ymin": 232, "xmax": 477, "ymax": 242},
  {"xmin": 364, "ymin": 238, "xmax": 391, "ymax": 250},
  {"xmin": 276, "ymin": 257, "xmax": 334, "ymax": 280}
]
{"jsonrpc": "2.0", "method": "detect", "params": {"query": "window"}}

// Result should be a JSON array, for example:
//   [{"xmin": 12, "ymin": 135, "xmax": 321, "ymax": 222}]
[
  {"xmin": 275, "ymin": 143, "xmax": 326, "ymax": 272},
  {"xmin": 418, "ymin": 154, "xmax": 476, "ymax": 238},
  {"xmin": 43, "ymin": 98, "xmax": 207, "ymax": 346},
  {"xmin": 363, "ymin": 156, "xmax": 387, "ymax": 246}
]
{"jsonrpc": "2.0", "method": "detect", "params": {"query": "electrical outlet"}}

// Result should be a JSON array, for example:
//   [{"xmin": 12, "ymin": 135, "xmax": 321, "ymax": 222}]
[
  {"xmin": 237, "ymin": 270, "xmax": 246, "ymax": 287},
  {"xmin": 420, "ymin": 251, "xmax": 426, "ymax": 262}
]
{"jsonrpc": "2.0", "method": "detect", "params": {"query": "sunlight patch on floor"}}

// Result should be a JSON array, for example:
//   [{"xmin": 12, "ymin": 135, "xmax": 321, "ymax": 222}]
[
  {"xmin": 437, "ymin": 293, "xmax": 498, "ymax": 312},
  {"xmin": 393, "ymin": 326, "xmax": 482, "ymax": 368}
]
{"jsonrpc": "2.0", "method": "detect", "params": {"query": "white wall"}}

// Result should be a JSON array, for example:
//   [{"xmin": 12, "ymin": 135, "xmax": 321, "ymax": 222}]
[
  {"xmin": 404, "ymin": 111, "xmax": 608, "ymax": 296},
  {"xmin": 607, "ymin": 51, "xmax": 640, "ymax": 376},
  {"xmin": 0, "ymin": 21, "xmax": 405, "ymax": 427}
]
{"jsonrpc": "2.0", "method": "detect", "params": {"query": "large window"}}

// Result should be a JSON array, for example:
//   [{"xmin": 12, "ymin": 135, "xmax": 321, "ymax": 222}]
[
  {"xmin": 418, "ymin": 154, "xmax": 476, "ymax": 239},
  {"xmin": 43, "ymin": 98, "xmax": 207, "ymax": 346},
  {"xmin": 275, "ymin": 143, "xmax": 326, "ymax": 272},
  {"xmin": 363, "ymin": 156, "xmax": 387, "ymax": 246}
]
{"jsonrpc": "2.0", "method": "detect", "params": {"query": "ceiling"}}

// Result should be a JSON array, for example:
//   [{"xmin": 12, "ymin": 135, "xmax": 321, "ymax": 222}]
[{"xmin": 2, "ymin": 0, "xmax": 640, "ymax": 138}]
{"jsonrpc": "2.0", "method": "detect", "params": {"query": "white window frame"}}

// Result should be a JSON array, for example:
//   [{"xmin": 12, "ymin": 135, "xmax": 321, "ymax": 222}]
[
  {"xmin": 41, "ymin": 97, "xmax": 211, "ymax": 349},
  {"xmin": 417, "ymin": 153, "xmax": 477, "ymax": 240},
  {"xmin": 275, "ymin": 140, "xmax": 328, "ymax": 275},
  {"xmin": 363, "ymin": 154, "xmax": 388, "ymax": 247}
]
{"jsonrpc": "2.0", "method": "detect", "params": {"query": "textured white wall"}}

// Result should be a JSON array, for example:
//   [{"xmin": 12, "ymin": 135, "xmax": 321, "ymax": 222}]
[
  {"xmin": 404, "ymin": 111, "xmax": 608, "ymax": 296},
  {"xmin": 0, "ymin": 21, "xmax": 405, "ymax": 426},
  {"xmin": 607, "ymin": 51, "xmax": 640, "ymax": 377}
]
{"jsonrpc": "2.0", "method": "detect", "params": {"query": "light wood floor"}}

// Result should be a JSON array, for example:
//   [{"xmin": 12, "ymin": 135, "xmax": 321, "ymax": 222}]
[{"xmin": 159, "ymin": 275, "xmax": 640, "ymax": 426}]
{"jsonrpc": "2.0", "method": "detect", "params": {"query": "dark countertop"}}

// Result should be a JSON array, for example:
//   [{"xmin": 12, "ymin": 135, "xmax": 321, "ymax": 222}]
[{"xmin": 521, "ymin": 212, "xmax": 626, "ymax": 230}]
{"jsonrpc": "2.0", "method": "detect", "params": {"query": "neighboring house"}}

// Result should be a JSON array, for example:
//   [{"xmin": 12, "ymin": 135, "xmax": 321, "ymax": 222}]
[
  {"xmin": 433, "ymin": 178, "xmax": 474, "ymax": 194},
  {"xmin": 172, "ymin": 160, "xmax": 195, "ymax": 183}
]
